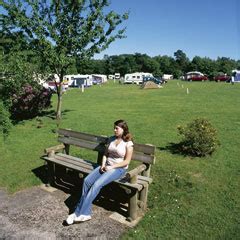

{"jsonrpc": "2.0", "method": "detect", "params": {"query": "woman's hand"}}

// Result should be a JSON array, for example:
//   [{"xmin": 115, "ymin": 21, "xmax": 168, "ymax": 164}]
[
  {"xmin": 100, "ymin": 166, "xmax": 106, "ymax": 173},
  {"xmin": 100, "ymin": 165, "xmax": 113, "ymax": 172},
  {"xmin": 104, "ymin": 165, "xmax": 114, "ymax": 171}
]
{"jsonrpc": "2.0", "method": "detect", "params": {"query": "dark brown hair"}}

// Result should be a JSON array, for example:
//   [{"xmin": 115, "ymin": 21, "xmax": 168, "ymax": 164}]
[{"xmin": 114, "ymin": 119, "xmax": 133, "ymax": 142}]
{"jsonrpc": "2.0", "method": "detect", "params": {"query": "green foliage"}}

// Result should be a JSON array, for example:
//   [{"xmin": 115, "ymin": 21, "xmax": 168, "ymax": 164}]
[
  {"xmin": 0, "ymin": 30, "xmax": 48, "ymax": 78},
  {"xmin": 0, "ymin": 30, "xmax": 50, "ymax": 116},
  {"xmin": 0, "ymin": 54, "xmax": 52, "ymax": 121},
  {"xmin": 0, "ymin": 71, "xmax": 45, "ymax": 110},
  {"xmin": 1, "ymin": 0, "xmax": 129, "ymax": 119},
  {"xmin": 174, "ymin": 49, "xmax": 190, "ymax": 74},
  {"xmin": 0, "ymin": 101, "xmax": 12, "ymax": 140},
  {"xmin": 85, "ymin": 52, "xmax": 239, "ymax": 79},
  {"xmin": 177, "ymin": 118, "xmax": 220, "ymax": 157}
]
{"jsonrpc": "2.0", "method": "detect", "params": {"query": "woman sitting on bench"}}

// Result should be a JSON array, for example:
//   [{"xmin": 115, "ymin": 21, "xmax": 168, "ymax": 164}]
[{"xmin": 66, "ymin": 119, "xmax": 134, "ymax": 225}]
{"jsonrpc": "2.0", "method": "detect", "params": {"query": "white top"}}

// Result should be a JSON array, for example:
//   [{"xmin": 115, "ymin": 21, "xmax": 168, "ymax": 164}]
[{"xmin": 106, "ymin": 136, "xmax": 134, "ymax": 169}]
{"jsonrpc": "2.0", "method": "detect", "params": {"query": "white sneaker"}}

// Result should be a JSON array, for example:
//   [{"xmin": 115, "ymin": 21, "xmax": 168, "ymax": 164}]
[
  {"xmin": 75, "ymin": 215, "xmax": 92, "ymax": 223},
  {"xmin": 66, "ymin": 213, "xmax": 76, "ymax": 225}
]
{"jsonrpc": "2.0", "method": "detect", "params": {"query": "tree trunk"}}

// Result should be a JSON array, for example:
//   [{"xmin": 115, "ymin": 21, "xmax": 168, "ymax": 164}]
[
  {"xmin": 56, "ymin": 73, "xmax": 63, "ymax": 121},
  {"xmin": 56, "ymin": 91, "xmax": 62, "ymax": 121}
]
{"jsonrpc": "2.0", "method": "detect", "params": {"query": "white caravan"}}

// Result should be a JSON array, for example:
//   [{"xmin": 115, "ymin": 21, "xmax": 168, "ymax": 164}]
[
  {"xmin": 162, "ymin": 74, "xmax": 173, "ymax": 80},
  {"xmin": 64, "ymin": 74, "xmax": 92, "ymax": 87},
  {"xmin": 124, "ymin": 72, "xmax": 153, "ymax": 84},
  {"xmin": 232, "ymin": 70, "xmax": 240, "ymax": 83},
  {"xmin": 108, "ymin": 74, "xmax": 114, "ymax": 80},
  {"xmin": 92, "ymin": 74, "xmax": 107, "ymax": 83},
  {"xmin": 114, "ymin": 73, "xmax": 120, "ymax": 79}
]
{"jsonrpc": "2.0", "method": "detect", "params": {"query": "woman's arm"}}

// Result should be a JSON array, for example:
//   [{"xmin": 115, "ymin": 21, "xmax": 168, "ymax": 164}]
[
  {"xmin": 100, "ymin": 155, "xmax": 107, "ymax": 172},
  {"xmin": 105, "ymin": 145, "xmax": 133, "ymax": 171},
  {"xmin": 100, "ymin": 138, "xmax": 112, "ymax": 172}
]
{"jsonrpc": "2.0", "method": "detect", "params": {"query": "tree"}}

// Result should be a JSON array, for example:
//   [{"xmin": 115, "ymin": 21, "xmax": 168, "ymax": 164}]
[
  {"xmin": 123, "ymin": 54, "xmax": 138, "ymax": 74},
  {"xmin": 0, "ymin": 30, "xmax": 36, "ymax": 80},
  {"xmin": 1, "ymin": 0, "xmax": 128, "ymax": 120},
  {"xmin": 0, "ymin": 30, "xmax": 49, "ymax": 109},
  {"xmin": 216, "ymin": 57, "xmax": 237, "ymax": 75},
  {"xmin": 174, "ymin": 49, "xmax": 189, "ymax": 74},
  {"xmin": 134, "ymin": 53, "xmax": 149, "ymax": 72},
  {"xmin": 104, "ymin": 54, "xmax": 128, "ymax": 75},
  {"xmin": 142, "ymin": 58, "xmax": 159, "ymax": 75},
  {"xmin": 190, "ymin": 56, "xmax": 217, "ymax": 79}
]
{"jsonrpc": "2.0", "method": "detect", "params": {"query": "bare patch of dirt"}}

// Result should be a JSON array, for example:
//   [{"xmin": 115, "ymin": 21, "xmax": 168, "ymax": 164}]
[{"xmin": 0, "ymin": 187, "xmax": 127, "ymax": 239}]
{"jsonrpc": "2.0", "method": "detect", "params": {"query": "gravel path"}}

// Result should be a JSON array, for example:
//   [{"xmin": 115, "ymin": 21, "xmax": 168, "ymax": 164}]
[{"xmin": 0, "ymin": 187, "xmax": 127, "ymax": 240}]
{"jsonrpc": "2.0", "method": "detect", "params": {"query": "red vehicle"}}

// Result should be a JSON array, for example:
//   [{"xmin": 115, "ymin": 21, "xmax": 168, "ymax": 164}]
[
  {"xmin": 46, "ymin": 81, "xmax": 68, "ymax": 92},
  {"xmin": 214, "ymin": 75, "xmax": 230, "ymax": 82},
  {"xmin": 188, "ymin": 75, "xmax": 208, "ymax": 81}
]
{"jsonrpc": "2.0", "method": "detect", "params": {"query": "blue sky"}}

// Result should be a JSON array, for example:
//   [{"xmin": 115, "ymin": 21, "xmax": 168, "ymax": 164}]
[{"xmin": 95, "ymin": 0, "xmax": 240, "ymax": 60}]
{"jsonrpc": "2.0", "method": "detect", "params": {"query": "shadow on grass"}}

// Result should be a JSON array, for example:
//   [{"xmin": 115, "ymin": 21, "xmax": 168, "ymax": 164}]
[
  {"xmin": 158, "ymin": 142, "xmax": 196, "ymax": 157},
  {"xmin": 11, "ymin": 109, "xmax": 74, "ymax": 124},
  {"xmin": 32, "ymin": 165, "xmax": 49, "ymax": 185},
  {"xmin": 37, "ymin": 109, "xmax": 56, "ymax": 120},
  {"xmin": 39, "ymin": 109, "xmax": 74, "ymax": 120},
  {"xmin": 32, "ymin": 164, "xmax": 128, "ymax": 218}
]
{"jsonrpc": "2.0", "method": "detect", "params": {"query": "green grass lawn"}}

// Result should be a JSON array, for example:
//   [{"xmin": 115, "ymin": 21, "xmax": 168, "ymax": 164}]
[{"xmin": 1, "ymin": 80, "xmax": 240, "ymax": 239}]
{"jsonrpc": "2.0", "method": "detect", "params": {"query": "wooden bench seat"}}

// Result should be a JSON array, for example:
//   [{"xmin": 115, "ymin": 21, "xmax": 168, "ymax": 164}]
[{"xmin": 42, "ymin": 129, "xmax": 156, "ymax": 222}]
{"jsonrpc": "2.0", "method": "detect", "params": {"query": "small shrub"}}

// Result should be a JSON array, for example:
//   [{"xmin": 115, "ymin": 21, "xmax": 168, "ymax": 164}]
[
  {"xmin": 0, "ymin": 101, "xmax": 12, "ymax": 140},
  {"xmin": 177, "ymin": 118, "xmax": 220, "ymax": 157}
]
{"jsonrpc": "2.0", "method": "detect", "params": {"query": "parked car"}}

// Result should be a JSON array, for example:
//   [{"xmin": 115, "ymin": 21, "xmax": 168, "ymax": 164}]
[
  {"xmin": 214, "ymin": 74, "xmax": 231, "ymax": 82},
  {"xmin": 186, "ymin": 71, "xmax": 207, "ymax": 81},
  {"xmin": 188, "ymin": 75, "xmax": 208, "ymax": 81},
  {"xmin": 143, "ymin": 76, "xmax": 163, "ymax": 85}
]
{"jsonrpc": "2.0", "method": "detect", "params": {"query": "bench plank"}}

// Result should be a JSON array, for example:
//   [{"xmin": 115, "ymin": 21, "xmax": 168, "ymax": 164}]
[
  {"xmin": 54, "ymin": 155, "xmax": 95, "ymax": 171},
  {"xmin": 131, "ymin": 152, "xmax": 155, "ymax": 164},
  {"xmin": 58, "ymin": 136, "xmax": 106, "ymax": 152},
  {"xmin": 133, "ymin": 143, "xmax": 155, "ymax": 155},
  {"xmin": 44, "ymin": 156, "xmax": 93, "ymax": 174},
  {"xmin": 138, "ymin": 175, "xmax": 153, "ymax": 184},
  {"xmin": 58, "ymin": 129, "xmax": 107, "ymax": 143},
  {"xmin": 57, "ymin": 153, "xmax": 96, "ymax": 167}
]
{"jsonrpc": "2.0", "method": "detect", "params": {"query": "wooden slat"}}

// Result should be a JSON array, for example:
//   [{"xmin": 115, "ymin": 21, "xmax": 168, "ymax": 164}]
[
  {"xmin": 137, "ymin": 175, "xmax": 153, "ymax": 184},
  {"xmin": 58, "ymin": 137, "xmax": 106, "ymax": 152},
  {"xmin": 54, "ymin": 154, "xmax": 95, "ymax": 171},
  {"xmin": 57, "ymin": 153, "xmax": 95, "ymax": 166},
  {"xmin": 115, "ymin": 179, "xmax": 143, "ymax": 191},
  {"xmin": 133, "ymin": 143, "xmax": 156, "ymax": 155},
  {"xmin": 137, "ymin": 179, "xmax": 148, "ymax": 187},
  {"xmin": 126, "ymin": 164, "xmax": 147, "ymax": 178},
  {"xmin": 131, "ymin": 152, "xmax": 155, "ymax": 164},
  {"xmin": 44, "ymin": 155, "xmax": 94, "ymax": 171},
  {"xmin": 44, "ymin": 144, "xmax": 65, "ymax": 154},
  {"xmin": 58, "ymin": 129, "xmax": 107, "ymax": 143},
  {"xmin": 43, "ymin": 156, "xmax": 93, "ymax": 174}
]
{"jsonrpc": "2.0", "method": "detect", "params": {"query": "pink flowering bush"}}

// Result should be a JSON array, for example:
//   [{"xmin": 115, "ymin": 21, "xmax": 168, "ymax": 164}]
[{"xmin": 10, "ymin": 84, "xmax": 52, "ymax": 120}]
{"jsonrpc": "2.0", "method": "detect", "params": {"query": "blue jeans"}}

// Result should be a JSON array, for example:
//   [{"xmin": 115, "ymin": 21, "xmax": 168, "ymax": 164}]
[{"xmin": 74, "ymin": 166, "xmax": 126, "ymax": 216}]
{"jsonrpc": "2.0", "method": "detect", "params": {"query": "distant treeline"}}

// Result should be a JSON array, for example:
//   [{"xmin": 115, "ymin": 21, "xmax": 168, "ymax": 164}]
[
  {"xmin": 74, "ymin": 50, "xmax": 240, "ymax": 79},
  {"xmin": 1, "ymin": 31, "xmax": 239, "ymax": 79}
]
